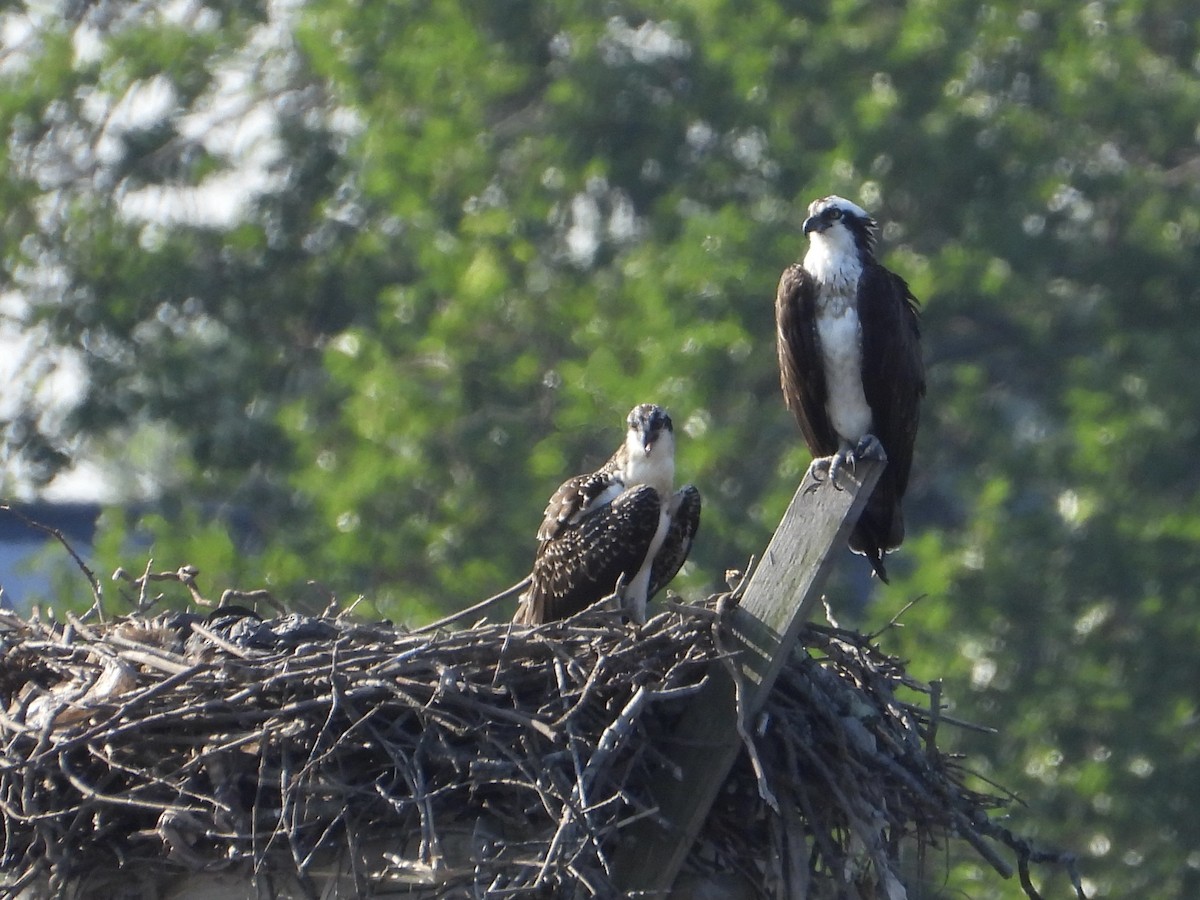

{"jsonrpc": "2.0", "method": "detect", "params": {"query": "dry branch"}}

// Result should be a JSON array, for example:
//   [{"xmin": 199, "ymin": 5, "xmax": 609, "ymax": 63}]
[{"xmin": 0, "ymin": 599, "xmax": 1084, "ymax": 899}]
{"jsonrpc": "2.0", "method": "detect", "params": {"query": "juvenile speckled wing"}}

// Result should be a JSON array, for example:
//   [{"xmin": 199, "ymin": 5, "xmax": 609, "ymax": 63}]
[
  {"xmin": 648, "ymin": 485, "xmax": 701, "ymax": 600},
  {"xmin": 516, "ymin": 486, "xmax": 663, "ymax": 625}
]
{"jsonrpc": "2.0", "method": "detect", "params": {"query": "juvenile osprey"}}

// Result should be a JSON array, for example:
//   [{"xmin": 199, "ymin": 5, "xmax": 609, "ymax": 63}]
[
  {"xmin": 513, "ymin": 404, "xmax": 701, "ymax": 625},
  {"xmin": 775, "ymin": 196, "xmax": 925, "ymax": 582}
]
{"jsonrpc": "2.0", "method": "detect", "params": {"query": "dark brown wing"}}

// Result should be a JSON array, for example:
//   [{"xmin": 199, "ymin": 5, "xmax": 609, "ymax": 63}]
[
  {"xmin": 648, "ymin": 484, "xmax": 701, "ymax": 599},
  {"xmin": 859, "ymin": 262, "xmax": 923, "ymax": 499},
  {"xmin": 775, "ymin": 264, "xmax": 839, "ymax": 457},
  {"xmin": 850, "ymin": 262, "xmax": 925, "ymax": 572},
  {"xmin": 516, "ymin": 486, "xmax": 662, "ymax": 625},
  {"xmin": 535, "ymin": 458, "xmax": 623, "ymax": 542}
]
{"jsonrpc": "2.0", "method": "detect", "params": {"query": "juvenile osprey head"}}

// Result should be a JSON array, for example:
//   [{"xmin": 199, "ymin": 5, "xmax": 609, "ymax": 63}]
[
  {"xmin": 802, "ymin": 195, "xmax": 877, "ymax": 263},
  {"xmin": 626, "ymin": 403, "xmax": 672, "ymax": 454},
  {"xmin": 622, "ymin": 403, "xmax": 675, "ymax": 493}
]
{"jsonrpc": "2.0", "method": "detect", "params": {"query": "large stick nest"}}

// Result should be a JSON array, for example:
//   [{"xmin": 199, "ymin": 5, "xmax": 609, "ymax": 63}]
[{"xmin": 0, "ymin": 594, "xmax": 1082, "ymax": 899}]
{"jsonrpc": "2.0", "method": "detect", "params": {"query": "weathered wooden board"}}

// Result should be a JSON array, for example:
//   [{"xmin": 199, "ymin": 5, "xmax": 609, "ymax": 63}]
[{"xmin": 611, "ymin": 458, "xmax": 885, "ymax": 894}]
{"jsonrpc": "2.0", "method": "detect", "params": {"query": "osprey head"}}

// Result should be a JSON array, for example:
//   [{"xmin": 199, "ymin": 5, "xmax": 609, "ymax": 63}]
[
  {"xmin": 626, "ymin": 403, "xmax": 673, "ymax": 456},
  {"xmin": 802, "ymin": 195, "xmax": 877, "ymax": 258},
  {"xmin": 622, "ymin": 403, "xmax": 676, "ymax": 494}
]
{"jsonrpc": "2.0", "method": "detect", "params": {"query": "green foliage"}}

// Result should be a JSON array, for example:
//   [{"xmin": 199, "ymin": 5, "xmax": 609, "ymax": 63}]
[{"xmin": 3, "ymin": 0, "xmax": 1200, "ymax": 895}]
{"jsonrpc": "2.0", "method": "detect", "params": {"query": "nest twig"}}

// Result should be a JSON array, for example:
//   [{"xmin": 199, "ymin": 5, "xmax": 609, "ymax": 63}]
[{"xmin": 0, "ymin": 597, "xmax": 1084, "ymax": 899}]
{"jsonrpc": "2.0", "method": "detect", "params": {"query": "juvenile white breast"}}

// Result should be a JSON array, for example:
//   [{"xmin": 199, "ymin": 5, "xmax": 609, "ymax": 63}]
[{"xmin": 622, "ymin": 433, "xmax": 676, "ymax": 496}]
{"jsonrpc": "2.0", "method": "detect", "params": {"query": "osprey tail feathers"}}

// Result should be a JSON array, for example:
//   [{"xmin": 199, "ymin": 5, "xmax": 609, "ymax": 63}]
[{"xmin": 847, "ymin": 482, "xmax": 904, "ymax": 584}]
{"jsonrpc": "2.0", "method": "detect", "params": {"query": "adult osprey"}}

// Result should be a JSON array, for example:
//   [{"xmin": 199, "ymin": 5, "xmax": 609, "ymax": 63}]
[
  {"xmin": 513, "ymin": 404, "xmax": 701, "ymax": 625},
  {"xmin": 775, "ymin": 195, "xmax": 925, "ymax": 582}
]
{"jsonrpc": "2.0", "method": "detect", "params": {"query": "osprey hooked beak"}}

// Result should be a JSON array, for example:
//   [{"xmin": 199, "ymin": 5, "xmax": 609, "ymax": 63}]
[{"xmin": 802, "ymin": 214, "xmax": 825, "ymax": 235}]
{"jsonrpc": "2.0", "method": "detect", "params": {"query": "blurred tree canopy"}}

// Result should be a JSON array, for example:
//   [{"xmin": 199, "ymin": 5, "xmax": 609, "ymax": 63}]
[{"xmin": 2, "ymin": 0, "xmax": 1199, "ymax": 896}]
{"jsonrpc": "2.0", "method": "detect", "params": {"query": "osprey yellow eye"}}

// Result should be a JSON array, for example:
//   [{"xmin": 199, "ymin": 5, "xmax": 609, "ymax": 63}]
[{"xmin": 828, "ymin": 208, "xmax": 842, "ymax": 220}]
